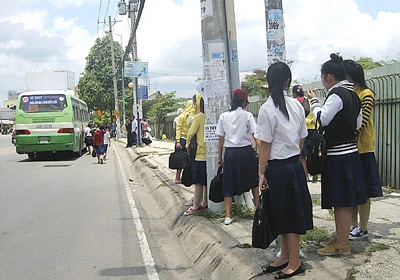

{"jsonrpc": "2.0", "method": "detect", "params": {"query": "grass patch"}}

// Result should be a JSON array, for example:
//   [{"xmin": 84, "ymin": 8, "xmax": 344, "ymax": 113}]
[
  {"xmin": 368, "ymin": 242, "xmax": 390, "ymax": 253},
  {"xmin": 300, "ymin": 227, "xmax": 331, "ymax": 243},
  {"xmin": 312, "ymin": 198, "xmax": 321, "ymax": 206},
  {"xmin": 347, "ymin": 267, "xmax": 359, "ymax": 278},
  {"xmin": 196, "ymin": 202, "xmax": 253, "ymax": 220}
]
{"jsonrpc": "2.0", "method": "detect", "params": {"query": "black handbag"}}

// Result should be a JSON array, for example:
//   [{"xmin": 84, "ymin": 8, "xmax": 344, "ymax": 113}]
[
  {"xmin": 252, "ymin": 189, "xmax": 277, "ymax": 249},
  {"xmin": 91, "ymin": 149, "xmax": 97, "ymax": 157},
  {"xmin": 168, "ymin": 150, "xmax": 188, "ymax": 170},
  {"xmin": 306, "ymin": 112, "xmax": 326, "ymax": 176},
  {"xmin": 188, "ymin": 134, "xmax": 197, "ymax": 159},
  {"xmin": 181, "ymin": 159, "xmax": 193, "ymax": 187},
  {"xmin": 209, "ymin": 166, "xmax": 224, "ymax": 203}
]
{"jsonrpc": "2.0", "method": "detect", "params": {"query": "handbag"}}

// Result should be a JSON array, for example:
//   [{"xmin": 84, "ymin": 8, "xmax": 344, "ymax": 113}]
[
  {"xmin": 188, "ymin": 134, "xmax": 197, "ymax": 159},
  {"xmin": 252, "ymin": 189, "xmax": 277, "ymax": 249},
  {"xmin": 306, "ymin": 112, "xmax": 326, "ymax": 176},
  {"xmin": 91, "ymin": 149, "xmax": 97, "ymax": 157},
  {"xmin": 209, "ymin": 166, "xmax": 224, "ymax": 203},
  {"xmin": 181, "ymin": 159, "xmax": 193, "ymax": 187},
  {"xmin": 169, "ymin": 150, "xmax": 188, "ymax": 169}
]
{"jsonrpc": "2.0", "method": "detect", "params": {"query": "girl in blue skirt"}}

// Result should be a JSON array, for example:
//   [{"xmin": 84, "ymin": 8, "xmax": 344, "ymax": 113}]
[
  {"xmin": 255, "ymin": 62, "xmax": 312, "ymax": 279},
  {"xmin": 308, "ymin": 54, "xmax": 367, "ymax": 256},
  {"xmin": 342, "ymin": 59, "xmax": 382, "ymax": 240},
  {"xmin": 216, "ymin": 88, "xmax": 259, "ymax": 225}
]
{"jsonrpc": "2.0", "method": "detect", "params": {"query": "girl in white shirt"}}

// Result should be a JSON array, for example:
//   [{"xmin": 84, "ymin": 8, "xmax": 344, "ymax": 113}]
[
  {"xmin": 216, "ymin": 89, "xmax": 258, "ymax": 225},
  {"xmin": 255, "ymin": 62, "xmax": 312, "ymax": 279}
]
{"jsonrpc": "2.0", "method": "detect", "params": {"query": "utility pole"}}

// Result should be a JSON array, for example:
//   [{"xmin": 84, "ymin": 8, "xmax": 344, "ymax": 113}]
[
  {"xmin": 264, "ymin": 0, "xmax": 286, "ymax": 65},
  {"xmin": 108, "ymin": 16, "xmax": 121, "ymax": 139},
  {"xmin": 200, "ymin": 0, "xmax": 239, "ymax": 213}
]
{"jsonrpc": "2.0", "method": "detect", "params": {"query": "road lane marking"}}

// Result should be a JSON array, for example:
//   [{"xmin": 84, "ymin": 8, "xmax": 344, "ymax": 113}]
[{"xmin": 114, "ymin": 146, "xmax": 160, "ymax": 280}]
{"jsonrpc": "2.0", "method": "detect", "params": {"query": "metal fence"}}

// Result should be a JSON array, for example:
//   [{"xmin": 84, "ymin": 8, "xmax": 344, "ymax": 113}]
[{"xmin": 160, "ymin": 63, "xmax": 400, "ymax": 189}]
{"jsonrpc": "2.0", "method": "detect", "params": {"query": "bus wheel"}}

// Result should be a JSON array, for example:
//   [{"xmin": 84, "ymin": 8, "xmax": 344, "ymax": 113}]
[{"xmin": 28, "ymin": 153, "xmax": 35, "ymax": 159}]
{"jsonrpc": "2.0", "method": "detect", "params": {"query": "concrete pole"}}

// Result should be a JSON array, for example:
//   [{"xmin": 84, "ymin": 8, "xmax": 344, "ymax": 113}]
[
  {"xmin": 108, "ymin": 16, "xmax": 121, "ymax": 139},
  {"xmin": 264, "ymin": 0, "xmax": 286, "ymax": 65},
  {"xmin": 129, "ymin": 4, "xmax": 141, "ymax": 145},
  {"xmin": 200, "ymin": 0, "xmax": 240, "ymax": 213}
]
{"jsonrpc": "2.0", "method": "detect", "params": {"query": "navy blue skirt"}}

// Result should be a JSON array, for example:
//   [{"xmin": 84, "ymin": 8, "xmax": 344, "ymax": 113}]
[
  {"xmin": 95, "ymin": 145, "xmax": 105, "ymax": 155},
  {"xmin": 222, "ymin": 145, "xmax": 258, "ymax": 197},
  {"xmin": 192, "ymin": 160, "xmax": 207, "ymax": 186},
  {"xmin": 321, "ymin": 151, "xmax": 367, "ymax": 209},
  {"xmin": 360, "ymin": 152, "xmax": 382, "ymax": 198},
  {"xmin": 265, "ymin": 155, "xmax": 313, "ymax": 235}
]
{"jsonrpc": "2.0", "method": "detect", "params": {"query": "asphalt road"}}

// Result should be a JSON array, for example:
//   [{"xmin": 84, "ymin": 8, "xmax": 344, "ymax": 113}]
[{"xmin": 0, "ymin": 135, "xmax": 197, "ymax": 280}]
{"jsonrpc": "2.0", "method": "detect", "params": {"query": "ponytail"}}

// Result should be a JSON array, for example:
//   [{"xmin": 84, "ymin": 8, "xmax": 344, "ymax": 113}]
[{"xmin": 267, "ymin": 62, "xmax": 292, "ymax": 119}]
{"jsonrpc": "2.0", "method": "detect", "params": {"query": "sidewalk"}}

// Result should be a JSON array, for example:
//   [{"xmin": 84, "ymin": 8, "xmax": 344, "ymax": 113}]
[{"xmin": 119, "ymin": 138, "xmax": 400, "ymax": 279}]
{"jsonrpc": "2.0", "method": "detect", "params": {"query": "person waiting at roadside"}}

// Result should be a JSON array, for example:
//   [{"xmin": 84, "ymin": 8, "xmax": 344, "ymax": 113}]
[
  {"xmin": 131, "ymin": 115, "xmax": 138, "ymax": 147},
  {"xmin": 184, "ymin": 93, "xmax": 207, "ymax": 216},
  {"xmin": 142, "ymin": 131, "xmax": 152, "ymax": 145},
  {"xmin": 292, "ymin": 85, "xmax": 318, "ymax": 182},
  {"xmin": 342, "ymin": 59, "xmax": 382, "ymax": 240},
  {"xmin": 255, "ymin": 62, "xmax": 312, "ymax": 279},
  {"xmin": 216, "ymin": 88, "xmax": 259, "ymax": 225},
  {"xmin": 174, "ymin": 103, "xmax": 194, "ymax": 184},
  {"xmin": 307, "ymin": 53, "xmax": 367, "ymax": 256},
  {"xmin": 93, "ymin": 125, "xmax": 106, "ymax": 164}
]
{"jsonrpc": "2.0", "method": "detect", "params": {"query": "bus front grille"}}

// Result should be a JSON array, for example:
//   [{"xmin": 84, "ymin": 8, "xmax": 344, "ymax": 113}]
[{"xmin": 32, "ymin": 117, "xmax": 56, "ymax": 123}]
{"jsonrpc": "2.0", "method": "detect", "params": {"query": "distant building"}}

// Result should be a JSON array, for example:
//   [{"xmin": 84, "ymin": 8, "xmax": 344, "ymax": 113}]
[{"xmin": 26, "ymin": 70, "xmax": 75, "ymax": 91}]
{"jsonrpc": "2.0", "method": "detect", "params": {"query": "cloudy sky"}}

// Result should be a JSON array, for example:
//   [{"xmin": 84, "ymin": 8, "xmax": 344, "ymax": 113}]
[{"xmin": 1, "ymin": 0, "xmax": 400, "ymax": 106}]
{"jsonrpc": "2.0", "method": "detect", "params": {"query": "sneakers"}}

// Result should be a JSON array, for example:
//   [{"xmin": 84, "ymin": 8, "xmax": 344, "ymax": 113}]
[
  {"xmin": 100, "ymin": 158, "xmax": 103, "ymax": 164},
  {"xmin": 276, "ymin": 249, "xmax": 305, "ymax": 258},
  {"xmin": 317, "ymin": 242, "xmax": 351, "ymax": 256},
  {"xmin": 320, "ymin": 237, "xmax": 336, "ymax": 247},
  {"xmin": 185, "ymin": 197, "xmax": 194, "ymax": 206},
  {"xmin": 224, "ymin": 217, "xmax": 234, "ymax": 225},
  {"xmin": 349, "ymin": 227, "xmax": 368, "ymax": 240},
  {"xmin": 184, "ymin": 207, "xmax": 199, "ymax": 216}
]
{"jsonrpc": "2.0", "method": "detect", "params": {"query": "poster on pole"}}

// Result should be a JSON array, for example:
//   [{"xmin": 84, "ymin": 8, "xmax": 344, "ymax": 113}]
[
  {"xmin": 266, "ymin": 8, "xmax": 286, "ymax": 65},
  {"xmin": 137, "ymin": 85, "xmax": 148, "ymax": 100},
  {"xmin": 124, "ymin": 61, "xmax": 148, "ymax": 78},
  {"xmin": 204, "ymin": 124, "xmax": 218, "ymax": 142}
]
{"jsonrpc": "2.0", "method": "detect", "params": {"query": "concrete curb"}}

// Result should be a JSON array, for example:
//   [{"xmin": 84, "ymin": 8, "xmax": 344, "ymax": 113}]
[{"xmin": 118, "ymin": 139, "xmax": 400, "ymax": 279}]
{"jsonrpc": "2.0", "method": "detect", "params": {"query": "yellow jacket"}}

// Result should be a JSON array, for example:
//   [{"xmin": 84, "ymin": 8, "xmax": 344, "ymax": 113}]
[
  {"xmin": 187, "ymin": 93, "xmax": 206, "ymax": 160},
  {"xmin": 175, "ymin": 100, "xmax": 194, "ymax": 141},
  {"xmin": 356, "ymin": 86, "xmax": 375, "ymax": 154}
]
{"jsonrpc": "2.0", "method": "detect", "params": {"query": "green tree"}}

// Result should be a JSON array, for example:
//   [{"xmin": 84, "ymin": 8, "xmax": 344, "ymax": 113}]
[
  {"xmin": 356, "ymin": 57, "xmax": 383, "ymax": 70},
  {"xmin": 147, "ymin": 92, "xmax": 185, "ymax": 124},
  {"xmin": 78, "ymin": 36, "xmax": 130, "ymax": 124},
  {"xmin": 241, "ymin": 69, "xmax": 267, "ymax": 97}
]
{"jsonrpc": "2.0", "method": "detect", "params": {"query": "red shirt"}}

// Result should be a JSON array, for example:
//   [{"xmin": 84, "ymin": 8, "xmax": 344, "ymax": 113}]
[{"xmin": 93, "ymin": 129, "xmax": 105, "ymax": 146}]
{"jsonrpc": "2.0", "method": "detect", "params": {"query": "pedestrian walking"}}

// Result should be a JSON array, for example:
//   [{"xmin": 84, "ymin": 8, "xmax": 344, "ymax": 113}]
[
  {"xmin": 255, "ymin": 61, "xmax": 312, "ymax": 278},
  {"xmin": 103, "ymin": 126, "xmax": 111, "ymax": 160},
  {"xmin": 342, "ymin": 59, "xmax": 383, "ymax": 240},
  {"xmin": 184, "ymin": 93, "xmax": 207, "ymax": 216},
  {"xmin": 307, "ymin": 53, "xmax": 367, "ymax": 256},
  {"xmin": 84, "ymin": 123, "xmax": 94, "ymax": 155},
  {"xmin": 216, "ymin": 88, "xmax": 259, "ymax": 225},
  {"xmin": 93, "ymin": 125, "xmax": 106, "ymax": 164}
]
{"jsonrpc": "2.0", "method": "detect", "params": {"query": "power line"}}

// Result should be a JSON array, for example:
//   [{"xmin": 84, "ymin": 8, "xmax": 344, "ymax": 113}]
[{"xmin": 97, "ymin": 0, "xmax": 103, "ymax": 36}]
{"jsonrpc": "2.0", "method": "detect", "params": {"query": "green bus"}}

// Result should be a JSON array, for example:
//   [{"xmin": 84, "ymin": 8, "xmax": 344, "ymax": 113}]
[{"xmin": 15, "ymin": 90, "xmax": 89, "ymax": 158}]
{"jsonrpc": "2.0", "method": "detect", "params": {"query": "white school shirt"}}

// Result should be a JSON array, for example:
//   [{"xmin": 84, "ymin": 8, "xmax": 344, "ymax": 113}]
[
  {"xmin": 104, "ymin": 131, "xmax": 111, "ymax": 145},
  {"xmin": 84, "ymin": 127, "xmax": 92, "ymax": 137},
  {"xmin": 255, "ymin": 93, "xmax": 308, "ymax": 160},
  {"xmin": 215, "ymin": 107, "xmax": 257, "ymax": 147},
  {"xmin": 131, "ymin": 119, "xmax": 138, "ymax": 132}
]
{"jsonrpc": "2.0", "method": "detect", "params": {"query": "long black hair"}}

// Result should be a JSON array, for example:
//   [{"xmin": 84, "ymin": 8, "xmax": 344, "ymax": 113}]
[
  {"xmin": 230, "ymin": 94, "xmax": 243, "ymax": 111},
  {"xmin": 342, "ymin": 59, "xmax": 369, "ymax": 91},
  {"xmin": 267, "ymin": 61, "xmax": 291, "ymax": 119},
  {"xmin": 321, "ymin": 53, "xmax": 346, "ymax": 81}
]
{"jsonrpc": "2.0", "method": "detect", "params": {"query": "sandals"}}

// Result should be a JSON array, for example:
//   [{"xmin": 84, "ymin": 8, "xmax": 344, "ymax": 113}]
[{"xmin": 274, "ymin": 263, "xmax": 305, "ymax": 279}]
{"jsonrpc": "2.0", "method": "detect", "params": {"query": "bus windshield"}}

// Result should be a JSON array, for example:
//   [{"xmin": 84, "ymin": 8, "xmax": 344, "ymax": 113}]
[{"xmin": 20, "ymin": 94, "xmax": 68, "ymax": 113}]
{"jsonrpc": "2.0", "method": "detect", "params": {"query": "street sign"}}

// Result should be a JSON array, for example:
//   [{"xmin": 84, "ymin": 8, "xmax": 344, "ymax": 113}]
[
  {"xmin": 124, "ymin": 61, "xmax": 148, "ymax": 78},
  {"xmin": 137, "ymin": 85, "xmax": 148, "ymax": 100}
]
